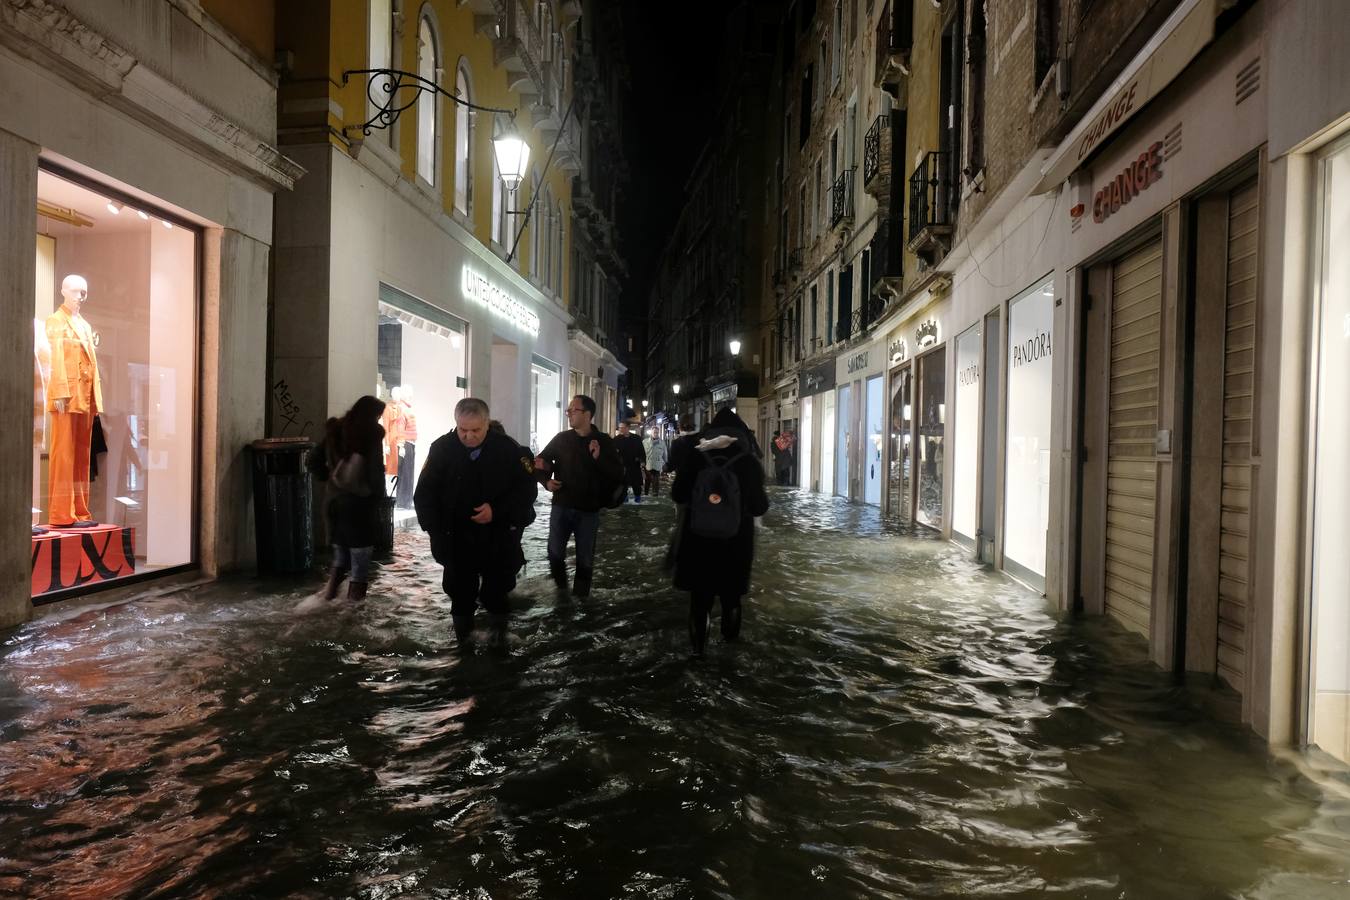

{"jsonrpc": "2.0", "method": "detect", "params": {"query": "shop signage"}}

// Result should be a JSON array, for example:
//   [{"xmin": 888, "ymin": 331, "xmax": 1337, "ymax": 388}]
[
  {"xmin": 461, "ymin": 265, "xmax": 541, "ymax": 337},
  {"xmin": 846, "ymin": 350, "xmax": 870, "ymax": 373},
  {"xmin": 889, "ymin": 337, "xmax": 908, "ymax": 364},
  {"xmin": 958, "ymin": 359, "xmax": 980, "ymax": 386},
  {"xmin": 916, "ymin": 319, "xmax": 940, "ymax": 348},
  {"xmin": 712, "ymin": 384, "xmax": 737, "ymax": 404},
  {"xmin": 799, "ymin": 360, "xmax": 836, "ymax": 396},
  {"xmin": 1012, "ymin": 329, "xmax": 1052, "ymax": 367},
  {"xmin": 1092, "ymin": 141, "xmax": 1164, "ymax": 223}
]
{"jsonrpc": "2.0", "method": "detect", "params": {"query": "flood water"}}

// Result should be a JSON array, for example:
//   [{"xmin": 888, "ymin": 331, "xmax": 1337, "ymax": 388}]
[{"xmin": 3, "ymin": 489, "xmax": 1350, "ymax": 898}]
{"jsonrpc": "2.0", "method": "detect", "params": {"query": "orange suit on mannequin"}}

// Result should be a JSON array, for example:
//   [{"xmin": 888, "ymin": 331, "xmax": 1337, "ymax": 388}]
[{"xmin": 46, "ymin": 274, "xmax": 104, "ymax": 527}]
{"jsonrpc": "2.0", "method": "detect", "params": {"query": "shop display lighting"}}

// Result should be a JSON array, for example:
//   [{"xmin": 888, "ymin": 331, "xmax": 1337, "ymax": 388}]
[{"xmin": 106, "ymin": 200, "xmax": 122, "ymax": 215}]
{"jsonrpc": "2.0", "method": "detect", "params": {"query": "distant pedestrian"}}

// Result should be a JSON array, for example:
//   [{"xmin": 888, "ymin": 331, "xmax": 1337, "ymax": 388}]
[
  {"xmin": 671, "ymin": 408, "xmax": 770, "ymax": 655},
  {"xmin": 414, "ymin": 398, "xmax": 539, "ymax": 647},
  {"xmin": 307, "ymin": 394, "xmax": 388, "ymax": 602},
  {"xmin": 772, "ymin": 431, "xmax": 795, "ymax": 485},
  {"xmin": 534, "ymin": 394, "xmax": 625, "ymax": 597},
  {"xmin": 614, "ymin": 421, "xmax": 647, "ymax": 503},
  {"xmin": 643, "ymin": 428, "xmax": 668, "ymax": 496}
]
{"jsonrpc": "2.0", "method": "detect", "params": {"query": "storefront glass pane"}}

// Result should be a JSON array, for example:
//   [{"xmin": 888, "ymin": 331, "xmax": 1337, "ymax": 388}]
[
  {"xmin": 800, "ymin": 395, "xmax": 814, "ymax": 490},
  {"xmin": 376, "ymin": 287, "xmax": 467, "ymax": 523},
  {"xmin": 836, "ymin": 383, "xmax": 852, "ymax": 497},
  {"xmin": 1311, "ymin": 143, "xmax": 1350, "ymax": 765},
  {"xmin": 917, "ymin": 348, "xmax": 946, "ymax": 529},
  {"xmin": 953, "ymin": 324, "xmax": 982, "ymax": 542},
  {"xmin": 31, "ymin": 170, "xmax": 198, "ymax": 597},
  {"xmin": 1003, "ymin": 276, "xmax": 1055, "ymax": 580},
  {"xmin": 887, "ymin": 366, "xmax": 912, "ymax": 521},
  {"xmin": 530, "ymin": 356, "xmax": 562, "ymax": 452},
  {"xmin": 864, "ymin": 375, "xmax": 883, "ymax": 505},
  {"xmin": 820, "ymin": 391, "xmax": 836, "ymax": 496}
]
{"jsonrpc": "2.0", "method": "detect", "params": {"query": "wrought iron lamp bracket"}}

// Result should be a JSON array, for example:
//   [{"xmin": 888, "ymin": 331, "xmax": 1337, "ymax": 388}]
[{"xmin": 341, "ymin": 67, "xmax": 517, "ymax": 135}]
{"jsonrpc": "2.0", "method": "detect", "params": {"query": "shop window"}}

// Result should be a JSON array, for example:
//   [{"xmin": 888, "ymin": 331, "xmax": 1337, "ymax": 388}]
[
  {"xmin": 454, "ymin": 63, "xmax": 473, "ymax": 215},
  {"xmin": 530, "ymin": 356, "xmax": 563, "ymax": 453},
  {"xmin": 376, "ymin": 285, "xmax": 468, "ymax": 524},
  {"xmin": 888, "ymin": 364, "xmax": 913, "ymax": 520},
  {"xmin": 952, "ymin": 322, "xmax": 982, "ymax": 543},
  {"xmin": 1003, "ymin": 276, "xmax": 1054, "ymax": 582},
  {"xmin": 31, "ymin": 169, "xmax": 198, "ymax": 598},
  {"xmin": 916, "ymin": 347, "xmax": 946, "ymax": 529}
]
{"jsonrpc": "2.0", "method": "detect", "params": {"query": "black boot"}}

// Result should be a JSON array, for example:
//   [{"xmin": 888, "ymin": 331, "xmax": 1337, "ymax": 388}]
[
  {"xmin": 549, "ymin": 559, "xmax": 569, "ymax": 594},
  {"xmin": 346, "ymin": 580, "xmax": 368, "ymax": 601},
  {"xmin": 573, "ymin": 565, "xmax": 593, "ymax": 599},
  {"xmin": 487, "ymin": 613, "xmax": 509, "ymax": 651},
  {"xmin": 688, "ymin": 609, "xmax": 709, "ymax": 657},
  {"xmin": 720, "ymin": 604, "xmax": 742, "ymax": 641},
  {"xmin": 321, "ymin": 566, "xmax": 349, "ymax": 600},
  {"xmin": 452, "ymin": 614, "xmax": 475, "ymax": 645}
]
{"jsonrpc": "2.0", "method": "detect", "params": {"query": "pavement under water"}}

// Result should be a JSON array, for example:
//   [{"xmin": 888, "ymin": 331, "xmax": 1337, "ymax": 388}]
[{"xmin": 2, "ymin": 489, "xmax": 1350, "ymax": 899}]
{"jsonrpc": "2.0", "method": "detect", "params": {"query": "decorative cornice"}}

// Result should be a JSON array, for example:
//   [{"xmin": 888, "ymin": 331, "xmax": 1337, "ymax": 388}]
[{"xmin": 0, "ymin": 0, "xmax": 304, "ymax": 191}]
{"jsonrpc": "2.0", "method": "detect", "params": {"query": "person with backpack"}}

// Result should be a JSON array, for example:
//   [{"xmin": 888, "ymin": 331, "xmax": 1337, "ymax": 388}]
[
  {"xmin": 534, "ymin": 394, "xmax": 625, "ymax": 598},
  {"xmin": 670, "ymin": 407, "xmax": 770, "ymax": 656},
  {"xmin": 413, "ymin": 398, "xmax": 539, "ymax": 647},
  {"xmin": 306, "ymin": 395, "xmax": 388, "ymax": 602}
]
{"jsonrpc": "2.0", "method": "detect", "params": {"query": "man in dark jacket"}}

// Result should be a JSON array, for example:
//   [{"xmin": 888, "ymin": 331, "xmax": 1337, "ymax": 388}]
[
  {"xmin": 414, "ymin": 398, "xmax": 538, "ymax": 646},
  {"xmin": 534, "ymin": 394, "xmax": 624, "ymax": 598},
  {"xmin": 614, "ymin": 421, "xmax": 647, "ymax": 503},
  {"xmin": 664, "ymin": 415, "xmax": 698, "ymax": 478},
  {"xmin": 671, "ymin": 408, "xmax": 770, "ymax": 656}
]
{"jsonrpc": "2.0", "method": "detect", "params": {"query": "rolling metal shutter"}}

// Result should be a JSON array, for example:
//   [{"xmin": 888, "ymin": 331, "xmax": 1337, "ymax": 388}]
[
  {"xmin": 1217, "ymin": 179, "xmax": 1258, "ymax": 692},
  {"xmin": 1105, "ymin": 240, "xmax": 1164, "ymax": 637}
]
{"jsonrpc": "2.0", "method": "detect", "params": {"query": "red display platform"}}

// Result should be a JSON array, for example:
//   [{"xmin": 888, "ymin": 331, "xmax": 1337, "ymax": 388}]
[{"xmin": 31, "ymin": 524, "xmax": 136, "ymax": 596}]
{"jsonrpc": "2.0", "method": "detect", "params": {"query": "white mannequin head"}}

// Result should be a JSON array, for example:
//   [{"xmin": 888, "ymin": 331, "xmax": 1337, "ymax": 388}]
[
  {"xmin": 400, "ymin": 385, "xmax": 413, "ymax": 404},
  {"xmin": 60, "ymin": 274, "xmax": 88, "ymax": 315},
  {"xmin": 391, "ymin": 385, "xmax": 404, "ymax": 403}
]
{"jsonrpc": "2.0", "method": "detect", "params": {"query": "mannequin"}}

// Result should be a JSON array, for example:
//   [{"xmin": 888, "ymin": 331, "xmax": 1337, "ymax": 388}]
[
  {"xmin": 394, "ymin": 385, "xmax": 418, "ymax": 509},
  {"xmin": 46, "ymin": 274, "xmax": 103, "ymax": 528}
]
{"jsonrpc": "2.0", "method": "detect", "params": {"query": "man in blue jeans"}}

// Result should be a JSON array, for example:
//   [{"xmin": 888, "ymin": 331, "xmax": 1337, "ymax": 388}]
[{"xmin": 534, "ymin": 394, "xmax": 624, "ymax": 597}]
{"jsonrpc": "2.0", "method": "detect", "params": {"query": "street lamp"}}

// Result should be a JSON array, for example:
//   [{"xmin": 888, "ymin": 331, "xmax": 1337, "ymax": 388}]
[
  {"xmin": 492, "ymin": 122, "xmax": 531, "ymax": 188},
  {"xmin": 641, "ymin": 399, "xmax": 649, "ymax": 409},
  {"xmin": 729, "ymin": 339, "xmax": 742, "ymax": 356},
  {"xmin": 672, "ymin": 383, "xmax": 681, "ymax": 395}
]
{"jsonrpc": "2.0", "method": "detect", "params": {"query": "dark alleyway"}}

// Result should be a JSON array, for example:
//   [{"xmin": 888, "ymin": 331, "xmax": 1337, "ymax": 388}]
[{"xmin": 2, "ymin": 491, "xmax": 1349, "ymax": 899}]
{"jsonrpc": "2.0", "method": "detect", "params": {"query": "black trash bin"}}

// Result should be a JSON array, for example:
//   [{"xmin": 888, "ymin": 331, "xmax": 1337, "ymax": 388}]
[{"xmin": 250, "ymin": 437, "xmax": 316, "ymax": 574}]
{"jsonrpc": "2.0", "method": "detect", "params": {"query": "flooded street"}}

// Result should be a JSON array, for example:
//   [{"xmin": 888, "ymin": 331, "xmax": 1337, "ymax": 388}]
[{"xmin": 2, "ymin": 489, "xmax": 1350, "ymax": 899}]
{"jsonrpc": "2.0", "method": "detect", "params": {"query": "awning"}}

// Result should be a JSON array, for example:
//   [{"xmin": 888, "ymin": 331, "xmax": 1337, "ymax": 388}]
[{"xmin": 1031, "ymin": 0, "xmax": 1219, "ymax": 194}]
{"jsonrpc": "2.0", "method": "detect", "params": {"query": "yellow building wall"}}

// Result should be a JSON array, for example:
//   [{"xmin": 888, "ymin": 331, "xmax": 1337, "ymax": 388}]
[
  {"xmin": 319, "ymin": 1, "xmax": 573, "ymax": 311},
  {"xmin": 902, "ymin": 0, "xmax": 944, "ymax": 294}
]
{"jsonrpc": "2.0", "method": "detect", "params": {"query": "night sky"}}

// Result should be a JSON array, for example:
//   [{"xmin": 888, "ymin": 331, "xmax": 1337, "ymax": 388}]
[{"xmin": 618, "ymin": 1, "xmax": 736, "ymax": 325}]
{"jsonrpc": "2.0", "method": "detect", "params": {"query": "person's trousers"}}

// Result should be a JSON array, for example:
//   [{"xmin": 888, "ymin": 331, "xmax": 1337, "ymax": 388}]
[
  {"xmin": 48, "ymin": 409, "xmax": 93, "ymax": 525},
  {"xmin": 442, "ymin": 556, "xmax": 513, "ymax": 617},
  {"xmin": 690, "ymin": 590, "xmax": 741, "ymax": 617},
  {"xmin": 547, "ymin": 505, "xmax": 600, "ymax": 570},
  {"xmin": 333, "ymin": 545, "xmax": 374, "ymax": 582},
  {"xmin": 626, "ymin": 465, "xmax": 643, "ymax": 500},
  {"xmin": 396, "ymin": 442, "xmax": 416, "ymax": 508},
  {"xmin": 644, "ymin": 468, "xmax": 661, "ymax": 496}
]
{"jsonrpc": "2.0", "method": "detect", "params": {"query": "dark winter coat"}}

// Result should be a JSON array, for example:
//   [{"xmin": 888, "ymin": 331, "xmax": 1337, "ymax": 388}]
[
  {"xmin": 615, "ymin": 433, "xmax": 646, "ymax": 487},
  {"xmin": 413, "ymin": 429, "xmax": 539, "ymax": 575},
  {"xmin": 307, "ymin": 420, "xmax": 387, "ymax": 549},
  {"xmin": 665, "ymin": 432, "xmax": 698, "ymax": 475},
  {"xmin": 536, "ymin": 426, "xmax": 624, "ymax": 512},
  {"xmin": 670, "ymin": 412, "xmax": 770, "ymax": 597}
]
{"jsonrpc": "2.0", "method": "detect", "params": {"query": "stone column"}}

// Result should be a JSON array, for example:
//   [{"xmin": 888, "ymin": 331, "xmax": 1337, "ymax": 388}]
[
  {"xmin": 199, "ymin": 227, "xmax": 270, "ymax": 577},
  {"xmin": 0, "ymin": 130, "xmax": 39, "ymax": 628}
]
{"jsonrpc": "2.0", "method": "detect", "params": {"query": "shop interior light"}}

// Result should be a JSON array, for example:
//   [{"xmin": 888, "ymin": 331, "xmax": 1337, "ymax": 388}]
[
  {"xmin": 106, "ymin": 200, "xmax": 122, "ymax": 215},
  {"xmin": 903, "ymin": 403, "xmax": 912, "ymax": 420},
  {"xmin": 492, "ymin": 122, "xmax": 531, "ymax": 188},
  {"xmin": 136, "ymin": 209, "xmax": 149, "ymax": 220},
  {"xmin": 162, "ymin": 219, "xmax": 173, "ymax": 229}
]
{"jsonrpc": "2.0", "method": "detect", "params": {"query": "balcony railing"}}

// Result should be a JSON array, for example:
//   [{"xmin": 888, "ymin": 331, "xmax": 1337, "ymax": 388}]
[
  {"xmin": 864, "ymin": 116, "xmax": 884, "ymax": 186},
  {"xmin": 874, "ymin": 0, "xmax": 913, "ymax": 94},
  {"xmin": 830, "ymin": 168, "xmax": 855, "ymax": 229},
  {"xmin": 908, "ymin": 151, "xmax": 956, "ymax": 248}
]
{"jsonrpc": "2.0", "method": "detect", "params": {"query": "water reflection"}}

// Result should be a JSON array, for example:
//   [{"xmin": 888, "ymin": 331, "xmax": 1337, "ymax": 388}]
[{"xmin": 1, "ymin": 489, "xmax": 1348, "ymax": 898}]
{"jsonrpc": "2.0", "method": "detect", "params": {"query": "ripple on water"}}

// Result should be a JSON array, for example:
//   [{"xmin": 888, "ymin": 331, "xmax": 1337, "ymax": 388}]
[{"xmin": 0, "ymin": 491, "xmax": 1348, "ymax": 898}]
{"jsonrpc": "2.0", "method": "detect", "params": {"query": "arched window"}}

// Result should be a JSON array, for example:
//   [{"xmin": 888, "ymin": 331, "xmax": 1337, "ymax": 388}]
[
  {"xmin": 491, "ymin": 119, "xmax": 508, "ymax": 246},
  {"xmin": 454, "ymin": 62, "xmax": 473, "ymax": 215},
  {"xmin": 369, "ymin": 0, "xmax": 396, "ymax": 149},
  {"xmin": 554, "ymin": 208, "xmax": 565, "ymax": 296},
  {"xmin": 531, "ymin": 176, "xmax": 543, "ymax": 280},
  {"xmin": 415, "ymin": 13, "xmax": 438, "ymax": 185}
]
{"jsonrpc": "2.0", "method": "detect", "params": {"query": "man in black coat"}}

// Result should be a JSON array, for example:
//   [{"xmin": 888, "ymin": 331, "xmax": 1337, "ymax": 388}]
[
  {"xmin": 414, "ymin": 398, "xmax": 538, "ymax": 646},
  {"xmin": 534, "ymin": 394, "xmax": 624, "ymax": 598},
  {"xmin": 671, "ymin": 408, "xmax": 770, "ymax": 655},
  {"xmin": 614, "ymin": 421, "xmax": 647, "ymax": 503}
]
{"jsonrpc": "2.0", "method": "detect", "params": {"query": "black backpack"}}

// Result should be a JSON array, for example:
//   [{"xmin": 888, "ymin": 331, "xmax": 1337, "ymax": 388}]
[{"xmin": 688, "ymin": 441, "xmax": 748, "ymax": 538}]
